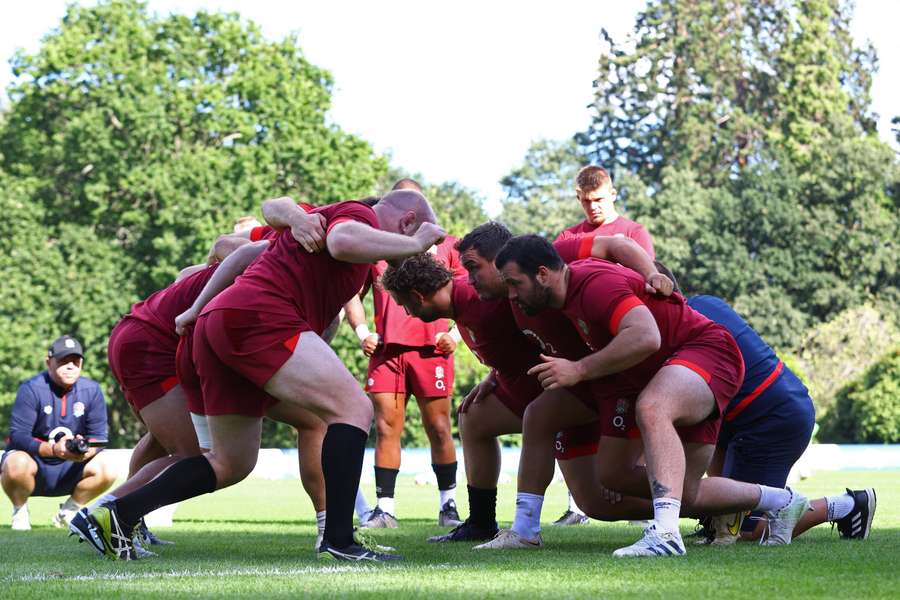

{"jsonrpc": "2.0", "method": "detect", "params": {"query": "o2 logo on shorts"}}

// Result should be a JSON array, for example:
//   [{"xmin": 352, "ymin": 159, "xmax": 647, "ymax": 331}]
[
  {"xmin": 434, "ymin": 366, "xmax": 446, "ymax": 391},
  {"xmin": 612, "ymin": 415, "xmax": 626, "ymax": 431}
]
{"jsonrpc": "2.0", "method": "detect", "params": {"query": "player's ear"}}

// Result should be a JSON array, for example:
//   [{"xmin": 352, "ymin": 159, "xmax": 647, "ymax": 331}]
[
  {"xmin": 399, "ymin": 211, "xmax": 417, "ymax": 236},
  {"xmin": 535, "ymin": 266, "xmax": 550, "ymax": 286}
]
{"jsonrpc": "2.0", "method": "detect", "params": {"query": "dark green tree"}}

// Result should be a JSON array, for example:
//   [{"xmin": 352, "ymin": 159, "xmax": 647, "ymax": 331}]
[{"xmin": 0, "ymin": 0, "xmax": 387, "ymax": 446}]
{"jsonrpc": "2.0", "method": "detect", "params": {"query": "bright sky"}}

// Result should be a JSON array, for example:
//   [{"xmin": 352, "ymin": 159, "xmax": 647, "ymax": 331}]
[{"xmin": 1, "ymin": 1, "xmax": 897, "ymax": 214}]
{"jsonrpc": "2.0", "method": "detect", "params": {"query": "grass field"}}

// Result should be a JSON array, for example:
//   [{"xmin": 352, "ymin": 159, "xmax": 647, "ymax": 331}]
[{"xmin": 1, "ymin": 470, "xmax": 897, "ymax": 599}]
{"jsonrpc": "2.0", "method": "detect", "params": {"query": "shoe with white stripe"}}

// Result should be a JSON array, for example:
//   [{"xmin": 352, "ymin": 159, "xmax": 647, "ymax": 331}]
[
  {"xmin": 613, "ymin": 522, "xmax": 686, "ymax": 557},
  {"xmin": 87, "ymin": 503, "xmax": 140, "ymax": 560},
  {"xmin": 317, "ymin": 529, "xmax": 402, "ymax": 562},
  {"xmin": 69, "ymin": 507, "xmax": 105, "ymax": 555},
  {"xmin": 761, "ymin": 488, "xmax": 810, "ymax": 546},
  {"xmin": 835, "ymin": 488, "xmax": 876, "ymax": 540},
  {"xmin": 473, "ymin": 528, "xmax": 543, "ymax": 550}
]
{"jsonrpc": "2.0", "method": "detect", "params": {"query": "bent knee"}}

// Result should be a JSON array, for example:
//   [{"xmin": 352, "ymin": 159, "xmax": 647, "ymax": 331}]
[{"xmin": 2, "ymin": 451, "xmax": 37, "ymax": 479}]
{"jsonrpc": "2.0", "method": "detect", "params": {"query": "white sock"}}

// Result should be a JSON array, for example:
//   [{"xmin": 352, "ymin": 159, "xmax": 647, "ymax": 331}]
[
  {"xmin": 652, "ymin": 497, "xmax": 682, "ymax": 533},
  {"xmin": 377, "ymin": 496, "xmax": 396, "ymax": 516},
  {"xmin": 826, "ymin": 493, "xmax": 855, "ymax": 521},
  {"xmin": 568, "ymin": 491, "xmax": 585, "ymax": 516},
  {"xmin": 754, "ymin": 485, "xmax": 792, "ymax": 512},
  {"xmin": 89, "ymin": 493, "xmax": 117, "ymax": 511},
  {"xmin": 354, "ymin": 488, "xmax": 371, "ymax": 519},
  {"xmin": 12, "ymin": 504, "xmax": 28, "ymax": 514},
  {"xmin": 511, "ymin": 492, "xmax": 544, "ymax": 539},
  {"xmin": 316, "ymin": 510, "xmax": 326, "ymax": 533},
  {"xmin": 60, "ymin": 497, "xmax": 80, "ymax": 511},
  {"xmin": 439, "ymin": 487, "xmax": 456, "ymax": 508}
]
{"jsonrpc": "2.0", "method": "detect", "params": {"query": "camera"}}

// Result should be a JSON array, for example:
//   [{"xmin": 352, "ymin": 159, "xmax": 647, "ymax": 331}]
[
  {"xmin": 65, "ymin": 437, "xmax": 90, "ymax": 454},
  {"xmin": 52, "ymin": 431, "xmax": 90, "ymax": 455}
]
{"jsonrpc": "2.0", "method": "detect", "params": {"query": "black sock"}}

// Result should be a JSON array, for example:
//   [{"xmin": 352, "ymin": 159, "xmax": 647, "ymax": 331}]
[
  {"xmin": 374, "ymin": 466, "xmax": 399, "ymax": 500},
  {"xmin": 114, "ymin": 455, "xmax": 217, "ymax": 531},
  {"xmin": 432, "ymin": 461, "xmax": 457, "ymax": 491},
  {"xmin": 467, "ymin": 485, "xmax": 497, "ymax": 528},
  {"xmin": 322, "ymin": 423, "xmax": 367, "ymax": 548}
]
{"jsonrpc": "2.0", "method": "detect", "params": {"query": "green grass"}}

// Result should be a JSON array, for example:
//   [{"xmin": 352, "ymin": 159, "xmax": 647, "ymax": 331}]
[{"xmin": 1, "ymin": 470, "xmax": 898, "ymax": 599}]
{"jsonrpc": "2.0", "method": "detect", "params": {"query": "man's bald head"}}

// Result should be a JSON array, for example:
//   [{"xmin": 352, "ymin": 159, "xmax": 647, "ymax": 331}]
[
  {"xmin": 392, "ymin": 178, "xmax": 423, "ymax": 193},
  {"xmin": 373, "ymin": 188, "xmax": 437, "ymax": 236}
]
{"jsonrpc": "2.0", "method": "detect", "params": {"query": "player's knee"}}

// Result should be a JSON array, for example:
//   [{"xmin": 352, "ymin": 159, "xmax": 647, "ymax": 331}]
[
  {"xmin": 635, "ymin": 398, "xmax": 668, "ymax": 429},
  {"xmin": 2, "ymin": 452, "xmax": 36, "ymax": 481},
  {"xmin": 209, "ymin": 455, "xmax": 254, "ymax": 488},
  {"xmin": 521, "ymin": 404, "xmax": 554, "ymax": 438}
]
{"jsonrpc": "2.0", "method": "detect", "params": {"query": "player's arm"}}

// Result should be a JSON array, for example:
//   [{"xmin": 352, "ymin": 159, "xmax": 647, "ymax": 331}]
[
  {"xmin": 590, "ymin": 236, "xmax": 672, "ymax": 296},
  {"xmin": 261, "ymin": 196, "xmax": 326, "ymax": 253},
  {"xmin": 8, "ymin": 385, "xmax": 46, "ymax": 456},
  {"xmin": 528, "ymin": 306, "xmax": 661, "ymax": 389},
  {"xmin": 175, "ymin": 240, "xmax": 271, "ymax": 335},
  {"xmin": 327, "ymin": 221, "xmax": 445, "ymax": 265},
  {"xmin": 344, "ymin": 293, "xmax": 380, "ymax": 356},
  {"xmin": 207, "ymin": 233, "xmax": 252, "ymax": 265},
  {"xmin": 176, "ymin": 264, "xmax": 209, "ymax": 282}
]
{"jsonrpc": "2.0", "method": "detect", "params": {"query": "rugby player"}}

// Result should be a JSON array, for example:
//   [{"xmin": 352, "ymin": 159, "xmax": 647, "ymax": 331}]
[
  {"xmin": 344, "ymin": 179, "xmax": 464, "ymax": 529},
  {"xmin": 555, "ymin": 165, "xmax": 654, "ymax": 258},
  {"xmin": 74, "ymin": 190, "xmax": 443, "ymax": 562},
  {"xmin": 493, "ymin": 235, "xmax": 810, "ymax": 557},
  {"xmin": 379, "ymin": 223, "xmax": 671, "ymax": 545},
  {"xmin": 650, "ymin": 265, "xmax": 876, "ymax": 543},
  {"xmin": 553, "ymin": 164, "xmax": 658, "ymax": 525}
]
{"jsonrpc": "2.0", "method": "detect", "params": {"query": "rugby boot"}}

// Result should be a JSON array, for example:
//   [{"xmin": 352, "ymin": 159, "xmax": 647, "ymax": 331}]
[
  {"xmin": 428, "ymin": 518, "xmax": 498, "ymax": 543},
  {"xmin": 551, "ymin": 509, "xmax": 590, "ymax": 526},
  {"xmin": 761, "ymin": 488, "xmax": 810, "ymax": 546},
  {"xmin": 438, "ymin": 499, "xmax": 463, "ymax": 527},
  {"xmin": 835, "ymin": 488, "xmax": 876, "ymax": 540},
  {"xmin": 613, "ymin": 522, "xmax": 686, "ymax": 557},
  {"xmin": 473, "ymin": 528, "xmax": 543, "ymax": 550}
]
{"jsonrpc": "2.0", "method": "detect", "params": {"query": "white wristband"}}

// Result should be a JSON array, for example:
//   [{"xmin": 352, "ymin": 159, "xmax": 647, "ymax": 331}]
[
  {"xmin": 355, "ymin": 324, "xmax": 371, "ymax": 341},
  {"xmin": 448, "ymin": 327, "xmax": 462, "ymax": 343}
]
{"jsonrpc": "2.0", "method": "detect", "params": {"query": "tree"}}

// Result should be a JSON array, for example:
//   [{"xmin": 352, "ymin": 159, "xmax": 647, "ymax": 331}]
[
  {"xmin": 0, "ymin": 0, "xmax": 387, "ymax": 446},
  {"xmin": 499, "ymin": 138, "xmax": 587, "ymax": 236}
]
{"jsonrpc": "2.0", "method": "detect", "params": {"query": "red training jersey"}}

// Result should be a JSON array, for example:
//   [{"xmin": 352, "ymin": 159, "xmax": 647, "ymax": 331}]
[
  {"xmin": 562, "ymin": 259, "xmax": 714, "ymax": 389},
  {"xmin": 555, "ymin": 216, "xmax": 655, "ymax": 259},
  {"xmin": 369, "ymin": 236, "xmax": 464, "ymax": 347},
  {"xmin": 203, "ymin": 201, "xmax": 379, "ymax": 336},
  {"xmin": 125, "ymin": 266, "xmax": 218, "ymax": 345},
  {"xmin": 450, "ymin": 277, "xmax": 541, "ymax": 376}
]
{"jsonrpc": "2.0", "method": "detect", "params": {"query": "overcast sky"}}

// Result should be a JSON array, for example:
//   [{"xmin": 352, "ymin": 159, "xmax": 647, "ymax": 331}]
[{"xmin": 1, "ymin": 1, "xmax": 897, "ymax": 214}]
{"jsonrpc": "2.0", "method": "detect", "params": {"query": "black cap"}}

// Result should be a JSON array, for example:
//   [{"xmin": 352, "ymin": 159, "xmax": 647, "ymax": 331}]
[{"xmin": 48, "ymin": 335, "xmax": 84, "ymax": 360}]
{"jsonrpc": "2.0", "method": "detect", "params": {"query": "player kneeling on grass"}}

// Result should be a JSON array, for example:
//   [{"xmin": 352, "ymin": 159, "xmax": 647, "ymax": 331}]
[
  {"xmin": 69, "ymin": 191, "xmax": 444, "ymax": 562},
  {"xmin": 646, "ymin": 264, "xmax": 876, "ymax": 544},
  {"xmin": 493, "ymin": 236, "xmax": 810, "ymax": 557}
]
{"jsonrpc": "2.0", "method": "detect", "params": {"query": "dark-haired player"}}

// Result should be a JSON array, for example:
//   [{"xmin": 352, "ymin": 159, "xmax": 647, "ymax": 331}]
[
  {"xmin": 494, "ymin": 235, "xmax": 809, "ymax": 557},
  {"xmin": 345, "ymin": 179, "xmax": 464, "ymax": 530}
]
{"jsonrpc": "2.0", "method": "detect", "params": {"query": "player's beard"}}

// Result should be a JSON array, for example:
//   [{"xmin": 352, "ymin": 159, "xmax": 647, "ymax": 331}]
[{"xmin": 518, "ymin": 284, "xmax": 550, "ymax": 316}]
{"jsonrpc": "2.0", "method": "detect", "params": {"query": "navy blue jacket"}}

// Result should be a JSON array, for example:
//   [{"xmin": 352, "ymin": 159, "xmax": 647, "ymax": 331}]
[{"xmin": 5, "ymin": 372, "xmax": 107, "ymax": 463}]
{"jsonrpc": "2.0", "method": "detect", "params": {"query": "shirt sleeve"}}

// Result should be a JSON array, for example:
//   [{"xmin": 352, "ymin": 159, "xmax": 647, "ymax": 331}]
[
  {"xmin": 579, "ymin": 271, "xmax": 645, "ymax": 337},
  {"xmin": 325, "ymin": 202, "xmax": 379, "ymax": 235},
  {"xmin": 553, "ymin": 237, "xmax": 594, "ymax": 263},
  {"xmin": 8, "ymin": 383, "xmax": 41, "ymax": 454},
  {"xmin": 629, "ymin": 224, "xmax": 656, "ymax": 260},
  {"xmin": 83, "ymin": 384, "xmax": 108, "ymax": 442},
  {"xmin": 249, "ymin": 225, "xmax": 274, "ymax": 242}
]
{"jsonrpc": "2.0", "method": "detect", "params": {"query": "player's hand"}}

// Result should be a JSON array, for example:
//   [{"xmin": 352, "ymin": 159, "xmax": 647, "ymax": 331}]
[
  {"xmin": 175, "ymin": 307, "xmax": 198, "ymax": 336},
  {"xmin": 434, "ymin": 332, "xmax": 457, "ymax": 355},
  {"xmin": 459, "ymin": 372, "xmax": 497, "ymax": 414},
  {"xmin": 289, "ymin": 207, "xmax": 327, "ymax": 254},
  {"xmin": 527, "ymin": 354, "xmax": 584, "ymax": 390},
  {"xmin": 361, "ymin": 333, "xmax": 381, "ymax": 357},
  {"xmin": 52, "ymin": 435, "xmax": 87, "ymax": 462},
  {"xmin": 644, "ymin": 272, "xmax": 674, "ymax": 296},
  {"xmin": 413, "ymin": 222, "xmax": 446, "ymax": 253}
]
